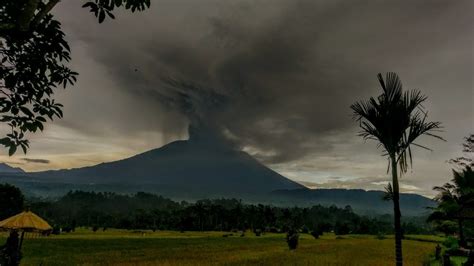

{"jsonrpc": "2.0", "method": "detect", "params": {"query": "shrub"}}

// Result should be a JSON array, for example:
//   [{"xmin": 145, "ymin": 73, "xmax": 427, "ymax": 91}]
[
  {"xmin": 254, "ymin": 229, "xmax": 262, "ymax": 237},
  {"xmin": 442, "ymin": 236, "xmax": 459, "ymax": 253},
  {"xmin": 301, "ymin": 225, "xmax": 309, "ymax": 234},
  {"xmin": 286, "ymin": 229, "xmax": 299, "ymax": 250},
  {"xmin": 311, "ymin": 230, "xmax": 320, "ymax": 239},
  {"xmin": 376, "ymin": 232, "xmax": 386, "ymax": 240},
  {"xmin": 52, "ymin": 226, "xmax": 61, "ymax": 235},
  {"xmin": 334, "ymin": 222, "xmax": 350, "ymax": 235},
  {"xmin": 268, "ymin": 227, "xmax": 279, "ymax": 233}
]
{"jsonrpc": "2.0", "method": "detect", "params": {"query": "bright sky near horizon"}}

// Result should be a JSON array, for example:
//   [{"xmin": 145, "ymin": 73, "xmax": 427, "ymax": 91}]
[{"xmin": 0, "ymin": 0, "xmax": 472, "ymax": 197}]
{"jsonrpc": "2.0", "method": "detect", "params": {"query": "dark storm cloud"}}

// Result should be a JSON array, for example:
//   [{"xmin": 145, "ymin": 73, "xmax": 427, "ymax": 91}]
[
  {"xmin": 21, "ymin": 158, "xmax": 50, "ymax": 164},
  {"xmin": 53, "ymin": 0, "xmax": 473, "ymax": 165}
]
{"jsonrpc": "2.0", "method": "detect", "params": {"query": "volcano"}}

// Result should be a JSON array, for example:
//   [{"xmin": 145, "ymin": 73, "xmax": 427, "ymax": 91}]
[
  {"xmin": 1, "ymin": 134, "xmax": 435, "ymax": 215},
  {"xmin": 27, "ymin": 132, "xmax": 305, "ymax": 198}
]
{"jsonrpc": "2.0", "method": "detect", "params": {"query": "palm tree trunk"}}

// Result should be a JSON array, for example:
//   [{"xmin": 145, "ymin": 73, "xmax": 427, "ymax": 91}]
[
  {"xmin": 459, "ymin": 219, "xmax": 466, "ymax": 248},
  {"xmin": 391, "ymin": 155, "xmax": 403, "ymax": 266}
]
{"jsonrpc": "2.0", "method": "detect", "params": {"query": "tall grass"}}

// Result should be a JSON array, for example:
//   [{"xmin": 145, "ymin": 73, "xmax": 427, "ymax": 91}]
[{"xmin": 0, "ymin": 230, "xmax": 437, "ymax": 265}]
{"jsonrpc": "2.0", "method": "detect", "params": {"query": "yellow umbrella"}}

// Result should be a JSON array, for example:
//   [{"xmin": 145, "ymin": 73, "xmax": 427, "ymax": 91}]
[
  {"xmin": 0, "ymin": 211, "xmax": 52, "ymax": 232},
  {"xmin": 0, "ymin": 211, "xmax": 52, "ymax": 249}
]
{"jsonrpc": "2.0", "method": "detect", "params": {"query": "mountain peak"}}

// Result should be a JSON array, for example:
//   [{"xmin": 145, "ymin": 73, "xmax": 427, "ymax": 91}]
[
  {"xmin": 29, "ymin": 139, "xmax": 305, "ymax": 198},
  {"xmin": 0, "ymin": 163, "xmax": 25, "ymax": 173}
]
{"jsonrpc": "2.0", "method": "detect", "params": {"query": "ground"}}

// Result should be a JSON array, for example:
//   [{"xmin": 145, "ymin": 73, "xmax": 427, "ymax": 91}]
[{"xmin": 0, "ymin": 229, "xmax": 448, "ymax": 265}]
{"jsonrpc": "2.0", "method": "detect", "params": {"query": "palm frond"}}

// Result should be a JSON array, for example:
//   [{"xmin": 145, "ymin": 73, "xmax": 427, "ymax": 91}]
[
  {"xmin": 383, "ymin": 183, "xmax": 394, "ymax": 201},
  {"xmin": 352, "ymin": 72, "xmax": 443, "ymax": 174}
]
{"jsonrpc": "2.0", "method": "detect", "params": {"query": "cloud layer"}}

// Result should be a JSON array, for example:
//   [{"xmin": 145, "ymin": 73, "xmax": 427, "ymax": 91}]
[{"xmin": 1, "ymin": 0, "xmax": 471, "ymax": 196}]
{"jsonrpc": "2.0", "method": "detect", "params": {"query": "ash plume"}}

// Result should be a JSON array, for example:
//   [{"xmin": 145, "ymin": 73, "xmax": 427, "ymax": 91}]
[{"xmin": 54, "ymin": 0, "xmax": 473, "ymax": 164}]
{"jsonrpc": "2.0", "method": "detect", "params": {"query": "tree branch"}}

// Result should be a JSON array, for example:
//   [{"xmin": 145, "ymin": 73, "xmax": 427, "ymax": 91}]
[
  {"xmin": 31, "ymin": 0, "xmax": 61, "ymax": 28},
  {"xmin": 18, "ymin": 0, "xmax": 41, "ymax": 31},
  {"xmin": 0, "ymin": 23, "xmax": 16, "ymax": 31}
]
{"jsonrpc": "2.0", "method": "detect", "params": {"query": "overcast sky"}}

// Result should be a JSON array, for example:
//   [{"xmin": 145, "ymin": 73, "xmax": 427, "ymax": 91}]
[{"xmin": 1, "ymin": 0, "xmax": 472, "ymax": 196}]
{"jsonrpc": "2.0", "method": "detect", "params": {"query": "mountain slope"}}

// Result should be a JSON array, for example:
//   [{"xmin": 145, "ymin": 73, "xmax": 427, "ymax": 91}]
[
  {"xmin": 270, "ymin": 188, "xmax": 435, "ymax": 216},
  {"xmin": 0, "ymin": 163, "xmax": 25, "ymax": 173},
  {"xmin": 28, "ymin": 140, "xmax": 305, "ymax": 197},
  {"xmin": 0, "ymin": 140, "xmax": 435, "ymax": 216}
]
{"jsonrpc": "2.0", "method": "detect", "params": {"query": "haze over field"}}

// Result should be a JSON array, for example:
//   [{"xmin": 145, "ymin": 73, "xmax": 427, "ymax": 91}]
[{"xmin": 0, "ymin": 0, "xmax": 472, "ymax": 197}]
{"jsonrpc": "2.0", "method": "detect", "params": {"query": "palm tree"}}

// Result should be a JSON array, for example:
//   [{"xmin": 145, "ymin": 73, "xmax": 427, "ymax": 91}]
[
  {"xmin": 351, "ymin": 72, "xmax": 443, "ymax": 266},
  {"xmin": 429, "ymin": 166, "xmax": 474, "ymax": 247}
]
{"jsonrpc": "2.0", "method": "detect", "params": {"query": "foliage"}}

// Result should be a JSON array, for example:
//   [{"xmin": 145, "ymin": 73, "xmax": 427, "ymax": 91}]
[
  {"xmin": 429, "ymin": 137, "xmax": 474, "ymax": 247},
  {"xmin": 351, "ymin": 72, "xmax": 443, "ymax": 174},
  {"xmin": 27, "ymin": 190, "xmax": 433, "ymax": 235},
  {"xmin": 431, "ymin": 167, "xmax": 474, "ymax": 219},
  {"xmin": 311, "ymin": 230, "xmax": 321, "ymax": 239},
  {"xmin": 82, "ymin": 0, "xmax": 151, "ymax": 23},
  {"xmin": 0, "ymin": 0, "xmax": 150, "ymax": 154},
  {"xmin": 0, "ymin": 183, "xmax": 24, "ymax": 219},
  {"xmin": 334, "ymin": 222, "xmax": 351, "ymax": 235},
  {"xmin": 442, "ymin": 236, "xmax": 459, "ymax": 253},
  {"xmin": 449, "ymin": 134, "xmax": 473, "ymax": 169},
  {"xmin": 351, "ymin": 72, "xmax": 442, "ymax": 265},
  {"xmin": 432, "ymin": 221, "xmax": 458, "ymax": 236},
  {"xmin": 286, "ymin": 229, "xmax": 299, "ymax": 250},
  {"xmin": 254, "ymin": 228, "xmax": 262, "ymax": 236},
  {"xmin": 0, "ymin": 9, "xmax": 74, "ymax": 154}
]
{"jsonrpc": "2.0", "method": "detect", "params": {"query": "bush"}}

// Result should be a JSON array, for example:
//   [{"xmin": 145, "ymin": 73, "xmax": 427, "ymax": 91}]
[
  {"xmin": 301, "ymin": 225, "xmax": 309, "ymax": 234},
  {"xmin": 334, "ymin": 222, "xmax": 350, "ymax": 235},
  {"xmin": 443, "ymin": 236, "xmax": 459, "ymax": 253},
  {"xmin": 0, "ymin": 183, "xmax": 24, "ymax": 220},
  {"xmin": 254, "ymin": 229, "xmax": 262, "ymax": 237},
  {"xmin": 52, "ymin": 226, "xmax": 61, "ymax": 235},
  {"xmin": 268, "ymin": 227, "xmax": 279, "ymax": 233},
  {"xmin": 311, "ymin": 230, "xmax": 320, "ymax": 239},
  {"xmin": 286, "ymin": 229, "xmax": 299, "ymax": 250}
]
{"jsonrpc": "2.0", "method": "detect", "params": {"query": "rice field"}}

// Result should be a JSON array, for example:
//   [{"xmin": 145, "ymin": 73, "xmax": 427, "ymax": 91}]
[{"xmin": 1, "ymin": 229, "xmax": 441, "ymax": 265}]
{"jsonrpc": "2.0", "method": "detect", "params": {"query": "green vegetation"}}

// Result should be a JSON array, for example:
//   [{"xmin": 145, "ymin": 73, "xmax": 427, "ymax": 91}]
[
  {"xmin": 351, "ymin": 72, "xmax": 443, "ymax": 265},
  {"xmin": 28, "ymin": 190, "xmax": 433, "ymax": 235},
  {"xmin": 429, "ymin": 135, "xmax": 474, "ymax": 248},
  {"xmin": 0, "ymin": 183, "xmax": 24, "ymax": 219},
  {"xmin": 1, "ymin": 230, "xmax": 438, "ymax": 266},
  {"xmin": 0, "ymin": 0, "xmax": 150, "ymax": 154}
]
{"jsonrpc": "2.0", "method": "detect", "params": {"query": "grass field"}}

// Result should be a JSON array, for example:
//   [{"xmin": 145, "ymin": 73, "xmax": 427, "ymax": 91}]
[{"xmin": 1, "ymin": 229, "xmax": 442, "ymax": 265}]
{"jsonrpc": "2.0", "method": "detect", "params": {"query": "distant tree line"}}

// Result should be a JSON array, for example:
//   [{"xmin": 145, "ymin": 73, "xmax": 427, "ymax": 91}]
[
  {"xmin": 25, "ymin": 190, "xmax": 432, "ymax": 235},
  {"xmin": 429, "ymin": 134, "xmax": 474, "ymax": 248}
]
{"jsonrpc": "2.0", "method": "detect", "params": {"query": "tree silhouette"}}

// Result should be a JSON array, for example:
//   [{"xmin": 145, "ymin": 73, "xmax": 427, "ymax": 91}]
[
  {"xmin": 449, "ymin": 134, "xmax": 473, "ymax": 169},
  {"xmin": 0, "ymin": 0, "xmax": 150, "ymax": 154},
  {"xmin": 0, "ymin": 183, "xmax": 24, "ymax": 219},
  {"xmin": 351, "ymin": 72, "xmax": 443, "ymax": 266},
  {"xmin": 429, "ymin": 166, "xmax": 474, "ymax": 247}
]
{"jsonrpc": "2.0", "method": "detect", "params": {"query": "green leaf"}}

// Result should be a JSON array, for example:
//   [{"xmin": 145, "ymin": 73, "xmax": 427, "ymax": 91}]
[
  {"xmin": 8, "ymin": 145, "xmax": 16, "ymax": 156},
  {"xmin": 21, "ymin": 144, "xmax": 27, "ymax": 154},
  {"xmin": 98, "ymin": 9, "xmax": 106, "ymax": 23},
  {"xmin": 0, "ymin": 138, "xmax": 10, "ymax": 146},
  {"xmin": 82, "ymin": 2, "xmax": 96, "ymax": 8},
  {"xmin": 20, "ymin": 106, "xmax": 34, "ymax": 117}
]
